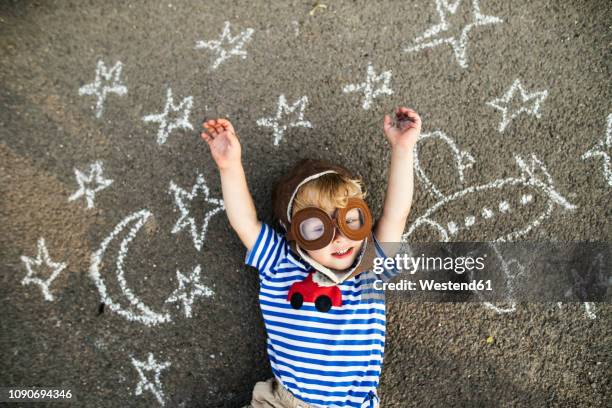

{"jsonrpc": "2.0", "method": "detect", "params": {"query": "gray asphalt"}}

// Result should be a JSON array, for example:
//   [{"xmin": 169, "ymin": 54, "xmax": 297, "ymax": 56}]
[{"xmin": 1, "ymin": 1, "xmax": 610, "ymax": 407}]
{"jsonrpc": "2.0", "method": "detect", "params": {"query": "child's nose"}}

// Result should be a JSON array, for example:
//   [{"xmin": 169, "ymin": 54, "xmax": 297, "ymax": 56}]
[{"xmin": 332, "ymin": 226, "xmax": 348, "ymax": 242}]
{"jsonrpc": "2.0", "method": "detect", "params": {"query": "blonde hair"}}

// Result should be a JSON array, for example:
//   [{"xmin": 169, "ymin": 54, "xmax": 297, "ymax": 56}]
[{"xmin": 292, "ymin": 173, "xmax": 367, "ymax": 216}]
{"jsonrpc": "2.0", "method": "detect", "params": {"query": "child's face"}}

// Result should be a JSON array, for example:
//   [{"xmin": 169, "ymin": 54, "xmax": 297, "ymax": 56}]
[{"xmin": 303, "ymin": 207, "xmax": 365, "ymax": 271}]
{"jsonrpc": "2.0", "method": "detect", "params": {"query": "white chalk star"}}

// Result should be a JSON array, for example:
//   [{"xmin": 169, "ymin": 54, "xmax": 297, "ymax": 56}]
[
  {"xmin": 404, "ymin": 0, "xmax": 503, "ymax": 68},
  {"xmin": 256, "ymin": 95, "xmax": 313, "ymax": 146},
  {"xmin": 68, "ymin": 160, "xmax": 113, "ymax": 209},
  {"xmin": 143, "ymin": 88, "xmax": 194, "ymax": 145},
  {"xmin": 165, "ymin": 265, "xmax": 214, "ymax": 318},
  {"xmin": 195, "ymin": 21, "xmax": 255, "ymax": 69},
  {"xmin": 131, "ymin": 352, "xmax": 171, "ymax": 406},
  {"xmin": 78, "ymin": 60, "xmax": 128, "ymax": 118},
  {"xmin": 343, "ymin": 62, "xmax": 393, "ymax": 110},
  {"xmin": 486, "ymin": 78, "xmax": 548, "ymax": 132},
  {"xmin": 582, "ymin": 113, "xmax": 612, "ymax": 187},
  {"xmin": 20, "ymin": 237, "xmax": 67, "ymax": 301},
  {"xmin": 169, "ymin": 174, "xmax": 225, "ymax": 251}
]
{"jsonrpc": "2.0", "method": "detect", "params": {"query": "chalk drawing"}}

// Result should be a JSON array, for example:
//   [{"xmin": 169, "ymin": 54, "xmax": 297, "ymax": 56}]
[
  {"xmin": 169, "ymin": 174, "xmax": 225, "ymax": 251},
  {"xmin": 292, "ymin": 20, "xmax": 300, "ymax": 37},
  {"xmin": 403, "ymin": 0, "xmax": 503, "ymax": 68},
  {"xmin": 583, "ymin": 302, "xmax": 597, "ymax": 319},
  {"xmin": 581, "ymin": 113, "xmax": 612, "ymax": 187},
  {"xmin": 256, "ymin": 95, "xmax": 313, "ymax": 146},
  {"xmin": 414, "ymin": 136, "xmax": 599, "ymax": 318},
  {"xmin": 90, "ymin": 210, "xmax": 172, "ymax": 326},
  {"xmin": 309, "ymin": 2, "xmax": 328, "ymax": 16},
  {"xmin": 411, "ymin": 149, "xmax": 579, "ymax": 314},
  {"xmin": 78, "ymin": 60, "xmax": 128, "ymax": 118},
  {"xmin": 568, "ymin": 252, "xmax": 608, "ymax": 319},
  {"xmin": 20, "ymin": 237, "xmax": 67, "ymax": 301},
  {"xmin": 342, "ymin": 62, "xmax": 393, "ymax": 110},
  {"xmin": 404, "ymin": 154, "xmax": 576, "ymax": 243},
  {"xmin": 68, "ymin": 160, "xmax": 113, "ymax": 209},
  {"xmin": 557, "ymin": 302, "xmax": 598, "ymax": 320},
  {"xmin": 142, "ymin": 88, "xmax": 194, "ymax": 145},
  {"xmin": 469, "ymin": 243, "xmax": 525, "ymax": 314},
  {"xmin": 165, "ymin": 265, "xmax": 214, "ymax": 318},
  {"xmin": 413, "ymin": 131, "xmax": 475, "ymax": 200},
  {"xmin": 194, "ymin": 21, "xmax": 254, "ymax": 70},
  {"xmin": 486, "ymin": 78, "xmax": 549, "ymax": 133},
  {"xmin": 130, "ymin": 352, "xmax": 171, "ymax": 406}
]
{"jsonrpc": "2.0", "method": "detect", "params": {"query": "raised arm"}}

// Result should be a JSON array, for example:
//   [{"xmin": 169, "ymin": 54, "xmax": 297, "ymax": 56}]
[
  {"xmin": 375, "ymin": 107, "xmax": 421, "ymax": 244},
  {"xmin": 201, "ymin": 119, "xmax": 261, "ymax": 251}
]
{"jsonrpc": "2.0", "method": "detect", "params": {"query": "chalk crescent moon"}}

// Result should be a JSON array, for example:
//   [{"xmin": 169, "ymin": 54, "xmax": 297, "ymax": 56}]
[{"xmin": 90, "ymin": 209, "xmax": 171, "ymax": 326}]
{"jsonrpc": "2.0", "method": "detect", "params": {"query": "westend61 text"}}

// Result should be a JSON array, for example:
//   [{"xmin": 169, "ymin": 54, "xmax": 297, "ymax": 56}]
[{"xmin": 374, "ymin": 279, "xmax": 493, "ymax": 291}]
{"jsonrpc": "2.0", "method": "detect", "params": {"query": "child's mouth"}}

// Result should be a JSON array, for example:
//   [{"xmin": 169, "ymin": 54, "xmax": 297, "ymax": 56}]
[{"xmin": 331, "ymin": 247, "xmax": 353, "ymax": 258}]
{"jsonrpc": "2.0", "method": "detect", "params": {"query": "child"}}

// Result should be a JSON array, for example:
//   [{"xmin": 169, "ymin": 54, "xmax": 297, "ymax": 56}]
[{"xmin": 200, "ymin": 107, "xmax": 421, "ymax": 408}]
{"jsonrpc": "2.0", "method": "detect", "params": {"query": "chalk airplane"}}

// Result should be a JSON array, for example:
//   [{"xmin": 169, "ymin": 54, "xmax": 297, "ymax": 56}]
[{"xmin": 404, "ymin": 154, "xmax": 577, "ymax": 243}]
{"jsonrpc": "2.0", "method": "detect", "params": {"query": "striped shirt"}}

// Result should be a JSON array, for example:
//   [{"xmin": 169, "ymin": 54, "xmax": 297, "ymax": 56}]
[{"xmin": 245, "ymin": 223, "xmax": 400, "ymax": 408}]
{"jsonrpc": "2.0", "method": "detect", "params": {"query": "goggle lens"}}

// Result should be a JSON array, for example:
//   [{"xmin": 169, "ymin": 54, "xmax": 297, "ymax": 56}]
[
  {"xmin": 299, "ymin": 217, "xmax": 325, "ymax": 241},
  {"xmin": 344, "ymin": 208, "xmax": 364, "ymax": 230}
]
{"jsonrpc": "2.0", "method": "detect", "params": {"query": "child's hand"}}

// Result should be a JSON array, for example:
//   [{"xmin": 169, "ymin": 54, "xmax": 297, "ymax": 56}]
[
  {"xmin": 201, "ymin": 118, "xmax": 242, "ymax": 170},
  {"xmin": 383, "ymin": 107, "xmax": 422, "ymax": 150}
]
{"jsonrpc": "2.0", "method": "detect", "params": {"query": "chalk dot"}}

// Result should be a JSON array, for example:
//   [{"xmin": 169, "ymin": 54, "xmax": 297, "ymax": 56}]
[
  {"xmin": 482, "ymin": 208, "xmax": 494, "ymax": 219},
  {"xmin": 499, "ymin": 201, "xmax": 510, "ymax": 213},
  {"xmin": 447, "ymin": 222, "xmax": 458, "ymax": 235},
  {"xmin": 464, "ymin": 216, "xmax": 476, "ymax": 227},
  {"xmin": 521, "ymin": 194, "xmax": 533, "ymax": 205}
]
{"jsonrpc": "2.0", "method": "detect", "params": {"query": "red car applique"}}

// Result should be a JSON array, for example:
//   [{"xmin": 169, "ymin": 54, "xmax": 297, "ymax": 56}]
[{"xmin": 287, "ymin": 271, "xmax": 342, "ymax": 312}]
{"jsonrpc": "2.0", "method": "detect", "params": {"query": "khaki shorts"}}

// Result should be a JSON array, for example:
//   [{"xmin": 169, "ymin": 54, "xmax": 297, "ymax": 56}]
[{"xmin": 245, "ymin": 377, "xmax": 320, "ymax": 408}]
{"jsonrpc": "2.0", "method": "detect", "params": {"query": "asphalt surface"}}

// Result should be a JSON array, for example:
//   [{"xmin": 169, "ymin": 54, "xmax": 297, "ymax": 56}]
[{"xmin": 1, "ymin": 1, "xmax": 610, "ymax": 407}]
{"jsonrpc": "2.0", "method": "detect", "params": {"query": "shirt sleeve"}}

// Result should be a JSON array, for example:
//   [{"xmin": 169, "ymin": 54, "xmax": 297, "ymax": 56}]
[
  {"xmin": 372, "ymin": 234, "xmax": 403, "ymax": 283},
  {"xmin": 245, "ymin": 222, "xmax": 292, "ymax": 281}
]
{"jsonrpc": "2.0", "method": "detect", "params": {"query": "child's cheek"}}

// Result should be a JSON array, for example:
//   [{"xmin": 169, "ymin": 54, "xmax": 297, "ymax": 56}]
[{"xmin": 305, "ymin": 248, "xmax": 328, "ymax": 263}]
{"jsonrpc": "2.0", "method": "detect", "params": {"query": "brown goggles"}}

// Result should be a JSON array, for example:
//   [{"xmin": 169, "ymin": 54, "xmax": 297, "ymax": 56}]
[{"xmin": 287, "ymin": 198, "xmax": 373, "ymax": 251}]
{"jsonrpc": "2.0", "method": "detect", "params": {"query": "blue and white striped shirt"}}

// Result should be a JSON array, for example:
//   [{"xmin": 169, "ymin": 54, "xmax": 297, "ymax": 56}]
[{"xmin": 245, "ymin": 223, "xmax": 400, "ymax": 408}]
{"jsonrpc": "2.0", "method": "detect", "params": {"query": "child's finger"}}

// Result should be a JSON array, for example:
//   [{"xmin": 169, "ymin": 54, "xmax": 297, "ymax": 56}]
[
  {"xmin": 216, "ymin": 119, "xmax": 240, "ymax": 141},
  {"xmin": 403, "ymin": 107, "xmax": 420, "ymax": 119},
  {"xmin": 403, "ymin": 111, "xmax": 421, "ymax": 126},
  {"xmin": 218, "ymin": 119, "xmax": 236, "ymax": 134},
  {"xmin": 399, "ymin": 107, "xmax": 418, "ymax": 118},
  {"xmin": 210, "ymin": 119, "xmax": 225, "ymax": 131},
  {"xmin": 203, "ymin": 121, "xmax": 217, "ymax": 134},
  {"xmin": 207, "ymin": 124, "xmax": 220, "ymax": 137},
  {"xmin": 214, "ymin": 125, "xmax": 226, "ymax": 136},
  {"xmin": 383, "ymin": 114, "xmax": 393, "ymax": 132},
  {"xmin": 200, "ymin": 131, "xmax": 213, "ymax": 143},
  {"xmin": 217, "ymin": 118, "xmax": 232, "ymax": 128}
]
